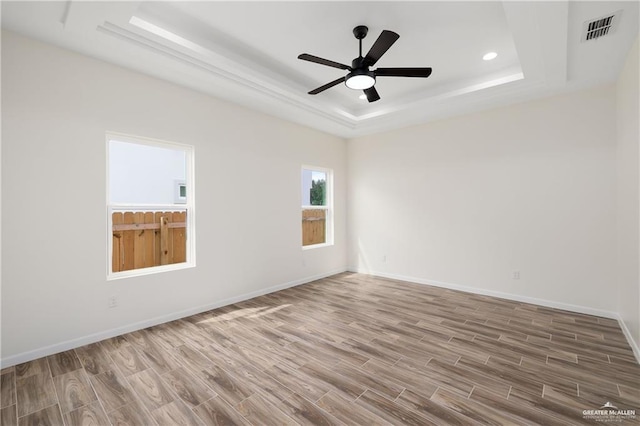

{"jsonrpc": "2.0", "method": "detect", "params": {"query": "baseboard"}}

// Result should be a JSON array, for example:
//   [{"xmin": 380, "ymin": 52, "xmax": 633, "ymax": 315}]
[
  {"xmin": 348, "ymin": 267, "xmax": 619, "ymax": 319},
  {"xmin": 0, "ymin": 268, "xmax": 346, "ymax": 368},
  {"xmin": 617, "ymin": 314, "xmax": 640, "ymax": 363}
]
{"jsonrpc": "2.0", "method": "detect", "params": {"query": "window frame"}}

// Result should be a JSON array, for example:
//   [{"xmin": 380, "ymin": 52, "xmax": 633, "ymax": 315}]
[
  {"xmin": 301, "ymin": 165, "xmax": 333, "ymax": 250},
  {"xmin": 106, "ymin": 132, "xmax": 196, "ymax": 280}
]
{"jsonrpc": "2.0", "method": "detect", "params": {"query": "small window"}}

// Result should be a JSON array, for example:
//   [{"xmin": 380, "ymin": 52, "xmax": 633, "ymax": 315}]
[
  {"xmin": 301, "ymin": 166, "xmax": 333, "ymax": 248},
  {"xmin": 107, "ymin": 133, "xmax": 195, "ymax": 279}
]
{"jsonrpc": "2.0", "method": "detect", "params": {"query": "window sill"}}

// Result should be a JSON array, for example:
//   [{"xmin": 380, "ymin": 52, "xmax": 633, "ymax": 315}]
[
  {"xmin": 107, "ymin": 261, "xmax": 195, "ymax": 281},
  {"xmin": 302, "ymin": 242, "xmax": 334, "ymax": 251}
]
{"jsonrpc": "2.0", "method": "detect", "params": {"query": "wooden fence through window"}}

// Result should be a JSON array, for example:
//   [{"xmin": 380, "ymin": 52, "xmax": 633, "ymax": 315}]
[
  {"xmin": 302, "ymin": 209, "xmax": 326, "ymax": 246},
  {"xmin": 112, "ymin": 211, "xmax": 186, "ymax": 272}
]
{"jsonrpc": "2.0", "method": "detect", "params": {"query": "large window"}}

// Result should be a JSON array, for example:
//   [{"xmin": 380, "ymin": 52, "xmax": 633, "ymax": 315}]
[
  {"xmin": 301, "ymin": 166, "xmax": 333, "ymax": 248},
  {"xmin": 107, "ymin": 133, "xmax": 195, "ymax": 279}
]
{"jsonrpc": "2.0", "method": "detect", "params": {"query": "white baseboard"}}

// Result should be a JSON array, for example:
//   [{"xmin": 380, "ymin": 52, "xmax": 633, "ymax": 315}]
[
  {"xmin": 347, "ymin": 267, "xmax": 619, "ymax": 319},
  {"xmin": 0, "ymin": 268, "xmax": 346, "ymax": 368},
  {"xmin": 617, "ymin": 314, "xmax": 640, "ymax": 363}
]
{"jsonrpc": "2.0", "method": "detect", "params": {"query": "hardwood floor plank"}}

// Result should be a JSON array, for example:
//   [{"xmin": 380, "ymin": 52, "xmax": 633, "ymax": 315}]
[
  {"xmin": 264, "ymin": 363, "xmax": 330, "ymax": 402},
  {"xmin": 507, "ymin": 387, "xmax": 586, "ymax": 425},
  {"xmin": 235, "ymin": 392, "xmax": 297, "ymax": 425},
  {"xmin": 578, "ymin": 383, "xmax": 638, "ymax": 409},
  {"xmin": 146, "ymin": 324, "xmax": 187, "ymax": 351},
  {"xmin": 1, "ymin": 405, "xmax": 17, "ymax": 426},
  {"xmin": 457, "ymin": 356, "xmax": 545, "ymax": 396},
  {"xmin": 219, "ymin": 343, "xmax": 278, "ymax": 372},
  {"xmin": 100, "ymin": 335, "xmax": 131, "ymax": 353},
  {"xmin": 127, "ymin": 368, "xmax": 176, "ymax": 411},
  {"xmin": 88, "ymin": 366, "xmax": 136, "ymax": 412},
  {"xmin": 151, "ymin": 399, "xmax": 204, "ymax": 426},
  {"xmin": 223, "ymin": 361, "xmax": 294, "ymax": 404},
  {"xmin": 172, "ymin": 320, "xmax": 217, "ymax": 350},
  {"xmin": 1, "ymin": 371, "xmax": 16, "ymax": 409},
  {"xmin": 63, "ymin": 401, "xmax": 110, "ymax": 426},
  {"xmin": 197, "ymin": 343, "xmax": 247, "ymax": 372},
  {"xmin": 355, "ymin": 389, "xmax": 433, "ymax": 426},
  {"xmin": 338, "ymin": 338, "xmax": 403, "ymax": 366},
  {"xmin": 469, "ymin": 386, "xmax": 566, "ymax": 426},
  {"xmin": 395, "ymin": 388, "xmax": 477, "ymax": 426},
  {"xmin": 14, "ymin": 359, "xmax": 49, "ymax": 379},
  {"xmin": 449, "ymin": 335, "xmax": 526, "ymax": 364},
  {"xmin": 618, "ymin": 384, "xmax": 640, "ymax": 402},
  {"xmin": 52, "ymin": 369, "xmax": 97, "ymax": 413},
  {"xmin": 317, "ymin": 390, "xmax": 391, "ymax": 425},
  {"xmin": 297, "ymin": 324, "xmax": 346, "ymax": 345},
  {"xmin": 257, "ymin": 343, "xmax": 317, "ymax": 371},
  {"xmin": 15, "ymin": 374, "xmax": 57, "ymax": 417},
  {"xmin": 133, "ymin": 340, "xmax": 183, "ymax": 375},
  {"xmin": 331, "ymin": 361, "xmax": 404, "ymax": 401},
  {"xmin": 172, "ymin": 344, "xmax": 215, "ymax": 373},
  {"xmin": 198, "ymin": 365, "xmax": 254, "ymax": 406},
  {"xmin": 110, "ymin": 346, "xmax": 149, "ymax": 376},
  {"xmin": 430, "ymin": 387, "xmax": 520, "ymax": 425},
  {"xmin": 383, "ymin": 358, "xmax": 462, "ymax": 397},
  {"xmin": 298, "ymin": 361, "xmax": 367, "ymax": 401},
  {"xmin": 193, "ymin": 396, "xmax": 251, "ymax": 426},
  {"xmin": 47, "ymin": 350, "xmax": 82, "ymax": 377},
  {"xmin": 161, "ymin": 367, "xmax": 216, "ymax": 408},
  {"xmin": 75, "ymin": 343, "xmax": 111, "ymax": 376},
  {"xmin": 107, "ymin": 397, "xmax": 158, "ymax": 426},
  {"xmin": 428, "ymin": 358, "xmax": 511, "ymax": 398},
  {"xmin": 16, "ymin": 404, "xmax": 63, "ymax": 426},
  {"xmin": 0, "ymin": 368, "xmax": 14, "ymax": 376},
  {"xmin": 276, "ymin": 392, "xmax": 342, "ymax": 426}
]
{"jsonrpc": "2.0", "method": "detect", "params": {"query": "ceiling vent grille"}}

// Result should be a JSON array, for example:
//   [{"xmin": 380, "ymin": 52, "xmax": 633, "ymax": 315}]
[{"xmin": 581, "ymin": 11, "xmax": 622, "ymax": 42}]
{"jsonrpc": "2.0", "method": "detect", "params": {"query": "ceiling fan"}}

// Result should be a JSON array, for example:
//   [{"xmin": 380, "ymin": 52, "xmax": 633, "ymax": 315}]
[{"xmin": 298, "ymin": 25, "xmax": 432, "ymax": 102}]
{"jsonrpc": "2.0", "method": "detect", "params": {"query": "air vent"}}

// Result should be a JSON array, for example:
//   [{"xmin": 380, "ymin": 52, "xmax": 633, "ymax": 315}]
[{"xmin": 581, "ymin": 10, "xmax": 622, "ymax": 42}]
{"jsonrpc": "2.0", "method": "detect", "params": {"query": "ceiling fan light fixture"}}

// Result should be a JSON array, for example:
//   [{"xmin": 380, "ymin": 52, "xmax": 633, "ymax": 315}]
[{"xmin": 345, "ymin": 70, "xmax": 376, "ymax": 90}]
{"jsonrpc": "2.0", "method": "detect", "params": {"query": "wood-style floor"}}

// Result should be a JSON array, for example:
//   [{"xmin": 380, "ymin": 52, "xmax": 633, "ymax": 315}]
[{"xmin": 1, "ymin": 273, "xmax": 638, "ymax": 425}]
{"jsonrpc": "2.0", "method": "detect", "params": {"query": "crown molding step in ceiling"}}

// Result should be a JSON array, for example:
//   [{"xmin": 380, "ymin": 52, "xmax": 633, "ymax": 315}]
[{"xmin": 2, "ymin": 1, "xmax": 638, "ymax": 137}]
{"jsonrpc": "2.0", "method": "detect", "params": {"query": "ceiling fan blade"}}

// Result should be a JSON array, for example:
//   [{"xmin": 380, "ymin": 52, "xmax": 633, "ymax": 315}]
[
  {"xmin": 376, "ymin": 67, "xmax": 433, "ymax": 78},
  {"xmin": 308, "ymin": 77, "xmax": 346, "ymax": 95},
  {"xmin": 363, "ymin": 30, "xmax": 399, "ymax": 66},
  {"xmin": 363, "ymin": 87, "xmax": 380, "ymax": 102},
  {"xmin": 298, "ymin": 54, "xmax": 351, "ymax": 70}
]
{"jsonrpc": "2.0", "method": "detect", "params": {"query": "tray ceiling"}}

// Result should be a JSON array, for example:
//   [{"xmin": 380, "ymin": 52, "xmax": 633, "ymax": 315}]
[{"xmin": 2, "ymin": 1, "xmax": 638, "ymax": 137}]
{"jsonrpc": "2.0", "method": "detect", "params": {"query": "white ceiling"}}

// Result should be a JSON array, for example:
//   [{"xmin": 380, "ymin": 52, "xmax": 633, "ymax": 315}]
[{"xmin": 2, "ymin": 1, "xmax": 638, "ymax": 138}]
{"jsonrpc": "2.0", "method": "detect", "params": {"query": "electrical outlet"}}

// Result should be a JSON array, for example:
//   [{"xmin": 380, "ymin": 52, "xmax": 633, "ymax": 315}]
[
  {"xmin": 108, "ymin": 296, "xmax": 118, "ymax": 308},
  {"xmin": 512, "ymin": 271, "xmax": 520, "ymax": 280}
]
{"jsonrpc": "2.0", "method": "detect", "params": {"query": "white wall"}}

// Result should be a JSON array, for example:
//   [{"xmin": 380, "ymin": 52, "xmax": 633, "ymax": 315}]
[
  {"xmin": 1, "ymin": 31, "xmax": 347, "ymax": 364},
  {"xmin": 109, "ymin": 140, "xmax": 186, "ymax": 205},
  {"xmin": 616, "ymin": 36, "xmax": 640, "ymax": 356},
  {"xmin": 2, "ymin": 29, "xmax": 636, "ymax": 366},
  {"xmin": 348, "ymin": 86, "xmax": 618, "ymax": 316}
]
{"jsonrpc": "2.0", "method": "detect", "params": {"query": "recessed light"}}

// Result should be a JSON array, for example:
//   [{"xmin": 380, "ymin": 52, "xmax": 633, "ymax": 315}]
[
  {"xmin": 483, "ymin": 52, "xmax": 498, "ymax": 61},
  {"xmin": 359, "ymin": 94, "xmax": 367, "ymax": 100}
]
